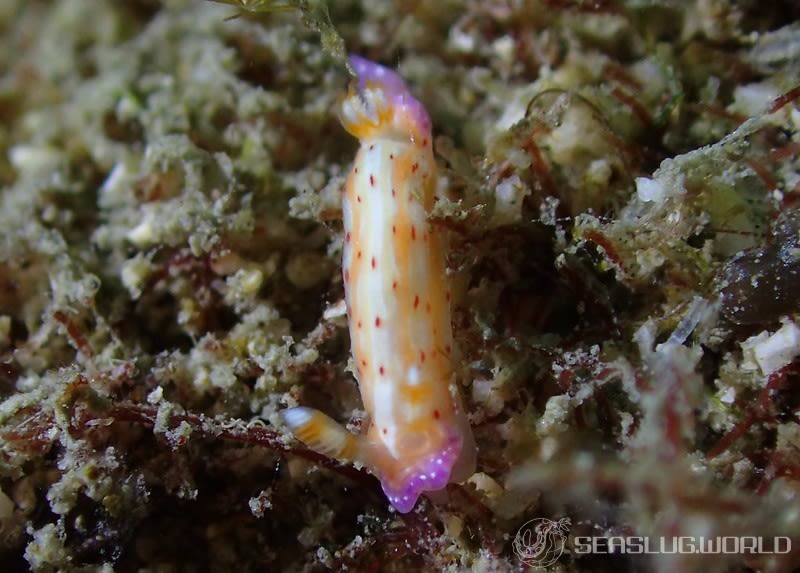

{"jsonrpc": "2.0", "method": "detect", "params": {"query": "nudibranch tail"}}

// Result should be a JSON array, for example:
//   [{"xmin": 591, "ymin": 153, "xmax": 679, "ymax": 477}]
[
  {"xmin": 380, "ymin": 436, "xmax": 463, "ymax": 513},
  {"xmin": 338, "ymin": 55, "xmax": 431, "ymax": 142},
  {"xmin": 281, "ymin": 407, "xmax": 363, "ymax": 462},
  {"xmin": 283, "ymin": 406, "xmax": 469, "ymax": 513}
]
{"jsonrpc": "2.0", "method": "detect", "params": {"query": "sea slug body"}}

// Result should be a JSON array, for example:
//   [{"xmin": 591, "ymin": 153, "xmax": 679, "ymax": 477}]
[{"xmin": 282, "ymin": 55, "xmax": 475, "ymax": 513}]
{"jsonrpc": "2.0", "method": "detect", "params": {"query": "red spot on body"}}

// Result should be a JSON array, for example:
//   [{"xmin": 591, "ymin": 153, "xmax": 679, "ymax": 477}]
[
  {"xmin": 375, "ymin": 316, "xmax": 381, "ymax": 327},
  {"xmin": 445, "ymin": 291, "xmax": 451, "ymax": 302},
  {"xmin": 354, "ymin": 167, "xmax": 359, "ymax": 174},
  {"xmin": 382, "ymin": 427, "xmax": 388, "ymax": 435},
  {"xmin": 369, "ymin": 174, "xmax": 375, "ymax": 186},
  {"xmin": 391, "ymin": 188, "xmax": 396, "ymax": 197},
  {"xmin": 357, "ymin": 195, "xmax": 362, "ymax": 203},
  {"xmin": 389, "ymin": 154, "xmax": 394, "ymax": 160},
  {"xmin": 345, "ymin": 232, "xmax": 351, "ymax": 243},
  {"xmin": 422, "ymin": 138, "xmax": 428, "ymax": 147},
  {"xmin": 344, "ymin": 269, "xmax": 350, "ymax": 281},
  {"xmin": 379, "ymin": 365, "xmax": 385, "ymax": 375},
  {"xmin": 420, "ymin": 350, "xmax": 426, "ymax": 363},
  {"xmin": 411, "ymin": 226, "xmax": 416, "ymax": 240},
  {"xmin": 425, "ymin": 302, "xmax": 431, "ymax": 313},
  {"xmin": 433, "ymin": 409, "xmax": 440, "ymax": 419},
  {"xmin": 445, "ymin": 344, "xmax": 452, "ymax": 354},
  {"xmin": 361, "ymin": 359, "xmax": 367, "ymax": 367},
  {"xmin": 392, "ymin": 225, "xmax": 396, "ymax": 234},
  {"xmin": 411, "ymin": 163, "xmax": 419, "ymax": 173},
  {"xmin": 371, "ymin": 256, "xmax": 377, "ymax": 269},
  {"xmin": 392, "ymin": 280, "xmax": 397, "ymax": 290},
  {"xmin": 357, "ymin": 250, "xmax": 362, "ymax": 259},
  {"xmin": 357, "ymin": 321, "xmax": 362, "ymax": 329},
  {"xmin": 413, "ymin": 295, "xmax": 419, "ymax": 309},
  {"xmin": 369, "ymin": 144, "xmax": 375, "ymax": 150}
]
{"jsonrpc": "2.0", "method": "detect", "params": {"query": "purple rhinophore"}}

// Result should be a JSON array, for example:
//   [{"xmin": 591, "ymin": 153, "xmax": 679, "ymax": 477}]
[
  {"xmin": 349, "ymin": 55, "xmax": 409, "ymax": 98},
  {"xmin": 348, "ymin": 55, "xmax": 432, "ymax": 136}
]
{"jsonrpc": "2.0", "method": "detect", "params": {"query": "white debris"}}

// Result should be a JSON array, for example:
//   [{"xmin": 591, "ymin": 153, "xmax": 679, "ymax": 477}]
[
  {"xmin": 126, "ymin": 209, "xmax": 157, "ymax": 247},
  {"xmin": 740, "ymin": 318, "xmax": 800, "ymax": 376},
  {"xmin": 635, "ymin": 176, "xmax": 666, "ymax": 203},
  {"xmin": 147, "ymin": 386, "xmax": 164, "ymax": 405},
  {"xmin": 492, "ymin": 175, "xmax": 530, "ymax": 226},
  {"xmin": 719, "ymin": 386, "xmax": 736, "ymax": 404},
  {"xmin": 730, "ymin": 81, "xmax": 781, "ymax": 117}
]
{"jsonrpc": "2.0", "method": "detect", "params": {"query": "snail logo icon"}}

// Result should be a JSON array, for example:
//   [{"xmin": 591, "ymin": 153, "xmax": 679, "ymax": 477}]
[{"xmin": 513, "ymin": 517, "xmax": 571, "ymax": 567}]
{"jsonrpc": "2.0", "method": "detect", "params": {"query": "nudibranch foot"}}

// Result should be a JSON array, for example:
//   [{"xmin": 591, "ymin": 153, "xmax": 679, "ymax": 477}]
[{"xmin": 380, "ymin": 436, "xmax": 463, "ymax": 513}]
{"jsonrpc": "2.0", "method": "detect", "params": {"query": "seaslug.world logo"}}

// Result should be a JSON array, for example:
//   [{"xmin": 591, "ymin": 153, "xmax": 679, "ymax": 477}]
[{"xmin": 513, "ymin": 517, "xmax": 571, "ymax": 567}]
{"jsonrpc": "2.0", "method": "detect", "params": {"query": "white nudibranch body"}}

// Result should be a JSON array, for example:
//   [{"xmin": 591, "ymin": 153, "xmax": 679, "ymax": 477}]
[{"xmin": 282, "ymin": 56, "xmax": 475, "ymax": 513}]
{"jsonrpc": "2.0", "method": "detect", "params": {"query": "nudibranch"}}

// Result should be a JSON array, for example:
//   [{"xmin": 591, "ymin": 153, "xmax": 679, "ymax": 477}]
[{"xmin": 282, "ymin": 55, "xmax": 475, "ymax": 513}]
